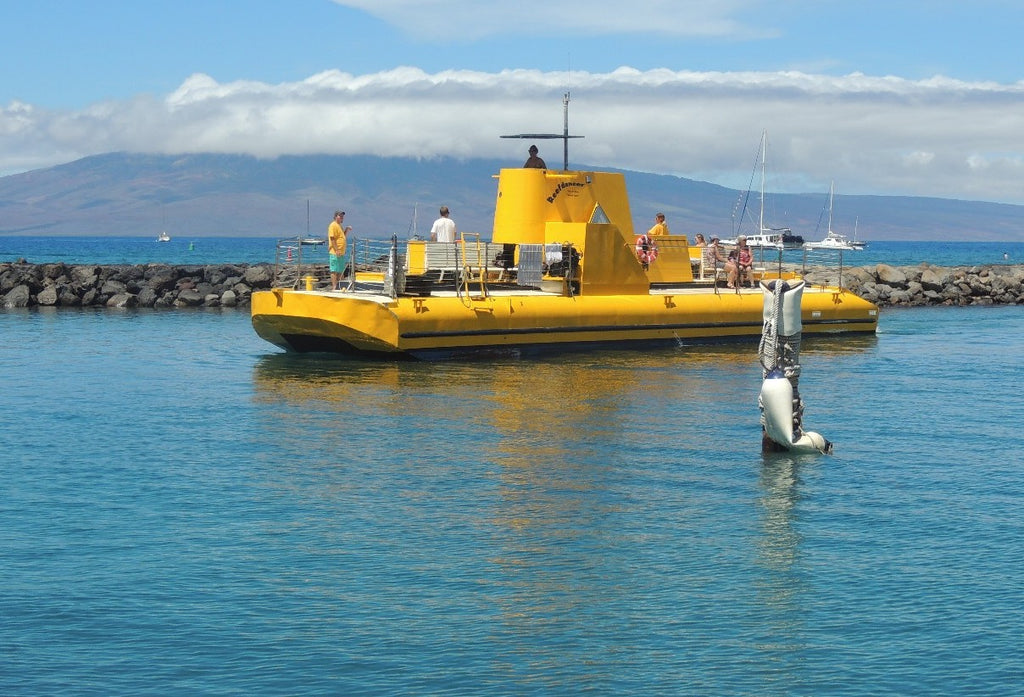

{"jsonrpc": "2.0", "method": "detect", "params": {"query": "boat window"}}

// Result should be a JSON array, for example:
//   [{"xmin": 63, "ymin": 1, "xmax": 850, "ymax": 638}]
[{"xmin": 590, "ymin": 204, "xmax": 610, "ymax": 225}]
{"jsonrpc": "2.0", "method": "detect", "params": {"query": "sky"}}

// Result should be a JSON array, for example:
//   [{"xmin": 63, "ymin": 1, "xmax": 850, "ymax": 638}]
[{"xmin": 2, "ymin": 0, "xmax": 1024, "ymax": 205}]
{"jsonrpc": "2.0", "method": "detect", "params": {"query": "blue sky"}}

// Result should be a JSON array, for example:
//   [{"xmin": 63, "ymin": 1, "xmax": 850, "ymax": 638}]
[{"xmin": 3, "ymin": 0, "xmax": 1024, "ymax": 205}]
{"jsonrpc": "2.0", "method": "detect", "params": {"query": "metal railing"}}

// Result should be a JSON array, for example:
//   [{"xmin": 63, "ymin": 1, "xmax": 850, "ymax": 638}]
[
  {"xmin": 273, "ymin": 235, "xmax": 585, "ymax": 298},
  {"xmin": 273, "ymin": 236, "xmax": 325, "ymax": 288},
  {"xmin": 800, "ymin": 247, "xmax": 850, "ymax": 289}
]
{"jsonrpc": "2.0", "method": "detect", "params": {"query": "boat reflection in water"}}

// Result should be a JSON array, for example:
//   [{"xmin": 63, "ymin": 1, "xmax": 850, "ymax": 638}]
[
  {"xmin": 250, "ymin": 334, "xmax": 877, "ymax": 446},
  {"xmin": 249, "ymin": 335, "xmax": 876, "ymax": 666}
]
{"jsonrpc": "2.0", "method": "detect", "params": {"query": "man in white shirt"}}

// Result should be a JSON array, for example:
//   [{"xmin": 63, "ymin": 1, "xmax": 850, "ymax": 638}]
[{"xmin": 430, "ymin": 206, "xmax": 457, "ymax": 243}]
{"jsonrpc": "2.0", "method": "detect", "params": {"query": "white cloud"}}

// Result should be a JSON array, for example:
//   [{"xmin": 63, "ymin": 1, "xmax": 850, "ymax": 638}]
[
  {"xmin": 3, "ymin": 67, "xmax": 1024, "ymax": 204},
  {"xmin": 331, "ymin": 0, "xmax": 769, "ymax": 40},
  {"xmin": 904, "ymin": 152, "xmax": 936, "ymax": 167}
]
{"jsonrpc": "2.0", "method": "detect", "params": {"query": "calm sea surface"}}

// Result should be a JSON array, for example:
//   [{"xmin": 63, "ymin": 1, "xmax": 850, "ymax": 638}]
[
  {"xmin": 1, "ymin": 235, "xmax": 1023, "ymax": 269},
  {"xmin": 2, "ymin": 238, "xmax": 1023, "ymax": 695}
]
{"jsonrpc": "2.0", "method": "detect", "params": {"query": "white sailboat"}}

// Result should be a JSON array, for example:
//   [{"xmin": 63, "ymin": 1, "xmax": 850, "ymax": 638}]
[
  {"xmin": 299, "ymin": 199, "xmax": 325, "ymax": 245},
  {"xmin": 803, "ymin": 181, "xmax": 865, "ymax": 251},
  {"xmin": 157, "ymin": 204, "xmax": 171, "ymax": 241},
  {"xmin": 724, "ymin": 131, "xmax": 791, "ymax": 249}
]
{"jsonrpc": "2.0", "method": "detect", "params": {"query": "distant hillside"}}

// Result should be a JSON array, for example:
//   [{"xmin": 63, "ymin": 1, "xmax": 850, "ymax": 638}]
[{"xmin": 1, "ymin": 152, "xmax": 1022, "ymax": 241}]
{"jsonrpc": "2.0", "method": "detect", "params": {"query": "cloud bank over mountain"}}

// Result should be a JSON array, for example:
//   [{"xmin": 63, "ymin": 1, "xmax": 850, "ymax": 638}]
[
  {"xmin": 3, "ymin": 66, "xmax": 1024, "ymax": 205},
  {"xmin": 2, "ymin": 152, "xmax": 1021, "ymax": 242}
]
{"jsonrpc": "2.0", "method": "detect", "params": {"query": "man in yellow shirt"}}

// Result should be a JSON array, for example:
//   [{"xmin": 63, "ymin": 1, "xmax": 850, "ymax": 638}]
[
  {"xmin": 328, "ymin": 210, "xmax": 352, "ymax": 290},
  {"xmin": 648, "ymin": 212, "xmax": 669, "ymax": 236}
]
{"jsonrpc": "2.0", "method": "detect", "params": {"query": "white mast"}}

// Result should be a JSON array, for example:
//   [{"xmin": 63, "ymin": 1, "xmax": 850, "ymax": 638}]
[
  {"xmin": 759, "ymin": 130, "xmax": 767, "ymax": 236},
  {"xmin": 828, "ymin": 180, "xmax": 835, "ymax": 235}
]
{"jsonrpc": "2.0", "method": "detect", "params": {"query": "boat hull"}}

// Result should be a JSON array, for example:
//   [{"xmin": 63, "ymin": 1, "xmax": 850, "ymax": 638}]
[{"xmin": 252, "ymin": 286, "xmax": 878, "ymax": 360}]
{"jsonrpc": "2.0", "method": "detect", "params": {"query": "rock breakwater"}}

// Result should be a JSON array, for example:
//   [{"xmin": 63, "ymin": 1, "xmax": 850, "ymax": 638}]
[
  {"xmin": 0, "ymin": 261, "xmax": 282, "ymax": 309},
  {"xmin": 802, "ymin": 263, "xmax": 1024, "ymax": 307},
  {"xmin": 2, "ymin": 261, "xmax": 1023, "ymax": 309}
]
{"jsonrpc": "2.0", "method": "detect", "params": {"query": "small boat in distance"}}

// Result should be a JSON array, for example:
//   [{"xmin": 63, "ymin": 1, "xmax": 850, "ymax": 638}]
[
  {"xmin": 723, "ymin": 227, "xmax": 803, "ymax": 250},
  {"xmin": 781, "ymin": 229, "xmax": 805, "ymax": 247},
  {"xmin": 157, "ymin": 231, "xmax": 171, "ymax": 242},
  {"xmin": 803, "ymin": 181, "xmax": 865, "ymax": 251},
  {"xmin": 850, "ymin": 217, "xmax": 866, "ymax": 249},
  {"xmin": 803, "ymin": 230, "xmax": 863, "ymax": 251},
  {"xmin": 723, "ymin": 229, "xmax": 784, "ymax": 249},
  {"xmin": 299, "ymin": 199, "xmax": 325, "ymax": 246}
]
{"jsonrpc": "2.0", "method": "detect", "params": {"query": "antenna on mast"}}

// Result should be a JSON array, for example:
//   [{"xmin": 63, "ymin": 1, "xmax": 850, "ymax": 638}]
[{"xmin": 500, "ymin": 92, "xmax": 583, "ymax": 171}]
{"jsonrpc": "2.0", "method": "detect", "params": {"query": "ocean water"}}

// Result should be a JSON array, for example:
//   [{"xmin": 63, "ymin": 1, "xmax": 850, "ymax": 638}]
[
  {"xmin": 2, "ymin": 235, "xmax": 1023, "ymax": 269},
  {"xmin": 0, "ymin": 236, "xmax": 283, "ymax": 266},
  {"xmin": 1, "ymin": 302, "xmax": 1022, "ymax": 695}
]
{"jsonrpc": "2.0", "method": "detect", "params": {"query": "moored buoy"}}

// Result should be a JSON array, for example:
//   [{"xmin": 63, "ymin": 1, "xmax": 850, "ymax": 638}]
[{"xmin": 758, "ymin": 278, "xmax": 832, "ymax": 454}]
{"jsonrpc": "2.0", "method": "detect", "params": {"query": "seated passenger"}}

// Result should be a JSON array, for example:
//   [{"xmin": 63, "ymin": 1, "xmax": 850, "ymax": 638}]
[
  {"xmin": 690, "ymin": 233, "xmax": 707, "ymax": 268},
  {"xmin": 735, "ymin": 235, "xmax": 754, "ymax": 287},
  {"xmin": 704, "ymin": 236, "xmax": 726, "ymax": 267},
  {"xmin": 725, "ymin": 248, "xmax": 739, "ymax": 288}
]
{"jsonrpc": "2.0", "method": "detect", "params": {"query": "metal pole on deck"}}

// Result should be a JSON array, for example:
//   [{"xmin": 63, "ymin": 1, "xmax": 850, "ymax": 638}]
[
  {"xmin": 562, "ymin": 93, "xmax": 570, "ymax": 171},
  {"xmin": 501, "ymin": 92, "xmax": 583, "ymax": 171}
]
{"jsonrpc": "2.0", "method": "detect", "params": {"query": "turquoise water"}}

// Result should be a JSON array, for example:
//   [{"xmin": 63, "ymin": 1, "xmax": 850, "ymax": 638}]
[
  {"xmin": 0, "ymin": 236, "xmax": 282, "ymax": 266},
  {"xmin": 1, "ymin": 305, "xmax": 1022, "ymax": 695},
  {"xmin": 2, "ymin": 235, "xmax": 1023, "ymax": 268}
]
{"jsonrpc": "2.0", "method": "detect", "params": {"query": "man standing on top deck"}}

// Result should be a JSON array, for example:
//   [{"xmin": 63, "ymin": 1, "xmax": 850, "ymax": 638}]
[
  {"xmin": 648, "ymin": 212, "xmax": 669, "ymax": 236},
  {"xmin": 430, "ymin": 206, "xmax": 457, "ymax": 243},
  {"xmin": 524, "ymin": 145, "xmax": 547, "ymax": 168}
]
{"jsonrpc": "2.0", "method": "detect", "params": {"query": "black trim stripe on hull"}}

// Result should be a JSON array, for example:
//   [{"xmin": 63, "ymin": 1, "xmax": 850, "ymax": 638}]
[
  {"xmin": 400, "ymin": 317, "xmax": 873, "ymax": 340},
  {"xmin": 279, "ymin": 326, "xmax": 877, "ymax": 360}
]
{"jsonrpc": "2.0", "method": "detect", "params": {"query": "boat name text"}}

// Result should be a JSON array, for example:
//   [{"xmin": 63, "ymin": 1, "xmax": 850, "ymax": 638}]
[{"xmin": 547, "ymin": 181, "xmax": 585, "ymax": 203}]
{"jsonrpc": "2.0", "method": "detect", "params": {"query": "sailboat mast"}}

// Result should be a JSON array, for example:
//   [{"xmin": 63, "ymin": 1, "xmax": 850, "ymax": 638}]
[
  {"xmin": 759, "ymin": 131, "xmax": 766, "ymax": 235},
  {"xmin": 828, "ymin": 181, "xmax": 835, "ymax": 234}
]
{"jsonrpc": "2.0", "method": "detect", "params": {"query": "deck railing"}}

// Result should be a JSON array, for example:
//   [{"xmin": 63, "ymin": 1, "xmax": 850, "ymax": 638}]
[{"xmin": 273, "ymin": 237, "xmax": 325, "ymax": 288}]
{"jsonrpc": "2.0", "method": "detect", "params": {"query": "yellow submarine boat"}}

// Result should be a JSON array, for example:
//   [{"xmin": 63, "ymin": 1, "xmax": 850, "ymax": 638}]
[{"xmin": 251, "ymin": 166, "xmax": 878, "ymax": 359}]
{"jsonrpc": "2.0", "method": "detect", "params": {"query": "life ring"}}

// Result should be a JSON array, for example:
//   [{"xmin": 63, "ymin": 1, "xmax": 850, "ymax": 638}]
[{"xmin": 635, "ymin": 234, "xmax": 659, "ymax": 265}]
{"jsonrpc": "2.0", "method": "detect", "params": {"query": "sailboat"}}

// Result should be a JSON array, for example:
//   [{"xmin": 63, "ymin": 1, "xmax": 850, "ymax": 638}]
[
  {"xmin": 299, "ymin": 200, "xmax": 326, "ymax": 245},
  {"xmin": 725, "ymin": 131, "xmax": 799, "ymax": 249},
  {"xmin": 156, "ymin": 203, "xmax": 171, "ymax": 241},
  {"xmin": 850, "ymin": 217, "xmax": 866, "ymax": 249},
  {"xmin": 803, "ymin": 181, "xmax": 865, "ymax": 251}
]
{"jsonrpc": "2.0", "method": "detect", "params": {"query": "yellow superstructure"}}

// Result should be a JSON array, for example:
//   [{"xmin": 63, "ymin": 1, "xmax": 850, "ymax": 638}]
[{"xmin": 252, "ymin": 167, "xmax": 878, "ymax": 359}]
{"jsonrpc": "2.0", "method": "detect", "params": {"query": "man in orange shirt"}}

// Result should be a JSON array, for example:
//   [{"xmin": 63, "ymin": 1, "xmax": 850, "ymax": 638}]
[{"xmin": 328, "ymin": 210, "xmax": 352, "ymax": 290}]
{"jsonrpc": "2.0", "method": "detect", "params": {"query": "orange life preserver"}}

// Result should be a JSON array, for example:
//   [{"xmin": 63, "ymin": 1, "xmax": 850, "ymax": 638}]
[{"xmin": 635, "ymin": 234, "xmax": 658, "ymax": 265}]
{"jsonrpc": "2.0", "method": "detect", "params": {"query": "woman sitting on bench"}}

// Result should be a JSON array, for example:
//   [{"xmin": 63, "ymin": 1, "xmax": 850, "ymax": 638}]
[{"xmin": 725, "ymin": 236, "xmax": 754, "ymax": 288}]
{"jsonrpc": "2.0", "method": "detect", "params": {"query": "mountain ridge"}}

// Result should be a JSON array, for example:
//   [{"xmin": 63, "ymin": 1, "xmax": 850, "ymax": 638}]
[{"xmin": 1, "ymin": 152, "xmax": 1021, "ymax": 241}]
